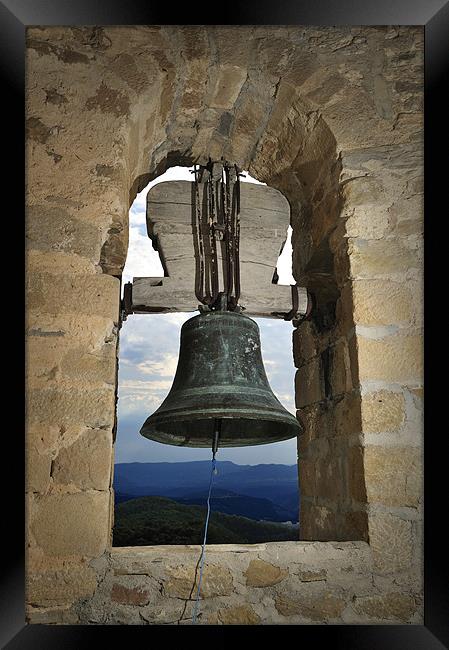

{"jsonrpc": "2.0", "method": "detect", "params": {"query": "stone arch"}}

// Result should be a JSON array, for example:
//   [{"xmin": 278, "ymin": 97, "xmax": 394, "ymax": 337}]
[{"xmin": 94, "ymin": 48, "xmax": 367, "ymax": 542}]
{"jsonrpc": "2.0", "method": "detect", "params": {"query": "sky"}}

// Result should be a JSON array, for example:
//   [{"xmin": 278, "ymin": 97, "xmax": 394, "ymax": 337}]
[{"xmin": 115, "ymin": 167, "xmax": 299, "ymax": 466}]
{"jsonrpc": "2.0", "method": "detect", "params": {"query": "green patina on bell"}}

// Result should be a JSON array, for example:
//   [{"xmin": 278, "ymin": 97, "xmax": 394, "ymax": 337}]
[{"xmin": 140, "ymin": 310, "xmax": 302, "ymax": 448}]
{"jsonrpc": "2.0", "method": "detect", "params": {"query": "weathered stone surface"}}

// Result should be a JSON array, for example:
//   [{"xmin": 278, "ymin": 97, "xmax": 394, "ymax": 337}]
[
  {"xmin": 30, "ymin": 491, "xmax": 110, "ymax": 556},
  {"xmin": 52, "ymin": 429, "xmax": 113, "ymax": 490},
  {"xmin": 357, "ymin": 332, "xmax": 423, "ymax": 382},
  {"xmin": 333, "ymin": 391, "xmax": 362, "ymax": 437},
  {"xmin": 26, "ymin": 605, "xmax": 80, "ymax": 624},
  {"xmin": 164, "ymin": 564, "xmax": 234, "ymax": 599},
  {"xmin": 361, "ymin": 390, "xmax": 405, "ymax": 433},
  {"xmin": 275, "ymin": 593, "xmax": 346, "ymax": 620},
  {"xmin": 369, "ymin": 513, "xmax": 414, "ymax": 574},
  {"xmin": 215, "ymin": 605, "xmax": 261, "ymax": 625},
  {"xmin": 26, "ymin": 273, "xmax": 120, "ymax": 319},
  {"xmin": 352, "ymin": 280, "xmax": 414, "ymax": 326},
  {"xmin": 26, "ymin": 563, "xmax": 97, "ymax": 606},
  {"xmin": 300, "ymin": 502, "xmax": 337, "ymax": 541},
  {"xmin": 26, "ymin": 447, "xmax": 52, "ymax": 493},
  {"xmin": 111, "ymin": 581, "xmax": 151, "ymax": 606},
  {"xmin": 293, "ymin": 321, "xmax": 317, "ymax": 367},
  {"xmin": 364, "ymin": 446, "xmax": 422, "ymax": 507},
  {"xmin": 26, "ymin": 204, "xmax": 103, "ymax": 258},
  {"xmin": 209, "ymin": 65, "xmax": 247, "ymax": 109},
  {"xmin": 27, "ymin": 250, "xmax": 98, "ymax": 275},
  {"xmin": 26, "ymin": 312, "xmax": 117, "ymax": 351},
  {"xmin": 244, "ymin": 559, "xmax": 288, "ymax": 587},
  {"xmin": 348, "ymin": 238, "xmax": 421, "ymax": 278},
  {"xmin": 297, "ymin": 569, "xmax": 327, "ymax": 582},
  {"xmin": 60, "ymin": 348, "xmax": 116, "ymax": 385},
  {"xmin": 347, "ymin": 446, "xmax": 367, "ymax": 503},
  {"xmin": 27, "ymin": 386, "xmax": 115, "ymax": 429},
  {"xmin": 329, "ymin": 340, "xmax": 352, "ymax": 396},
  {"xmin": 26, "ymin": 338, "xmax": 116, "ymax": 388},
  {"xmin": 353, "ymin": 592, "xmax": 417, "ymax": 621},
  {"xmin": 295, "ymin": 358, "xmax": 322, "ymax": 408}
]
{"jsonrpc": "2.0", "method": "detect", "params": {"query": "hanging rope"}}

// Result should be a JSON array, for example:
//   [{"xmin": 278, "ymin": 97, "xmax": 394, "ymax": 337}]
[{"xmin": 191, "ymin": 453, "xmax": 218, "ymax": 624}]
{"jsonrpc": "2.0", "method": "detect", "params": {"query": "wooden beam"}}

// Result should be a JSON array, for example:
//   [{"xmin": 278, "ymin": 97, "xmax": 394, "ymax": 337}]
[{"xmin": 131, "ymin": 277, "xmax": 309, "ymax": 319}]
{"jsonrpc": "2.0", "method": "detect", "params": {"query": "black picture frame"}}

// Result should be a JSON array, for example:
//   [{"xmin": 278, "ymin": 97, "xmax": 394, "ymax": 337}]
[{"xmin": 4, "ymin": 0, "xmax": 447, "ymax": 647}]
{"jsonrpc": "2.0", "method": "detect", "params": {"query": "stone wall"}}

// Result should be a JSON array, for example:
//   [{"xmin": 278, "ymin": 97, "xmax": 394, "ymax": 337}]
[
  {"xmin": 30, "ymin": 542, "xmax": 421, "ymax": 625},
  {"xmin": 25, "ymin": 25, "xmax": 423, "ymax": 624}
]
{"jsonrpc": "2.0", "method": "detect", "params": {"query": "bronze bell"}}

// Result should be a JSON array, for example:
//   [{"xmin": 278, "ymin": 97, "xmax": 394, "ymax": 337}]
[{"xmin": 140, "ymin": 310, "xmax": 302, "ymax": 447}]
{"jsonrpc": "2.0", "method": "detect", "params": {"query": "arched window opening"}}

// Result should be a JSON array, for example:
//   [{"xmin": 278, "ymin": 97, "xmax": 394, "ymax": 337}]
[{"xmin": 113, "ymin": 167, "xmax": 300, "ymax": 547}]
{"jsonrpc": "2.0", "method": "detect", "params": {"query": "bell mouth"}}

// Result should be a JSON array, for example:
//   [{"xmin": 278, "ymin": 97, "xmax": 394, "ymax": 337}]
[
  {"xmin": 141, "ymin": 411, "xmax": 301, "ymax": 448},
  {"xmin": 139, "ymin": 308, "xmax": 302, "ymax": 448}
]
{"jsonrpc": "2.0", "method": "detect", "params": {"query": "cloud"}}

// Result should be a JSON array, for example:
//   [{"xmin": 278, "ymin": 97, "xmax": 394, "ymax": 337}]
[
  {"xmin": 136, "ymin": 355, "xmax": 179, "ymax": 377},
  {"xmin": 121, "ymin": 379, "xmax": 173, "ymax": 391}
]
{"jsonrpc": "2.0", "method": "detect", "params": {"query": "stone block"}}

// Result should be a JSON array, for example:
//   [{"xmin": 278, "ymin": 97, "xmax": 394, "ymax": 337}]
[
  {"xmin": 293, "ymin": 321, "xmax": 317, "ymax": 367},
  {"xmin": 26, "ymin": 605, "xmax": 80, "ymax": 624},
  {"xmin": 26, "ymin": 338, "xmax": 116, "ymax": 388},
  {"xmin": 297, "ymin": 569, "xmax": 327, "ymax": 582},
  {"xmin": 347, "ymin": 445, "xmax": 367, "ymax": 502},
  {"xmin": 26, "ymin": 563, "xmax": 97, "ymax": 606},
  {"xmin": 315, "ymin": 457, "xmax": 345, "ymax": 501},
  {"xmin": 330, "ymin": 340, "xmax": 352, "ymax": 396},
  {"xmin": 335, "ymin": 283, "xmax": 355, "ymax": 337},
  {"xmin": 26, "ymin": 204, "xmax": 102, "ymax": 259},
  {"xmin": 60, "ymin": 347, "xmax": 116, "ymax": 385},
  {"xmin": 215, "ymin": 605, "xmax": 261, "ymax": 625},
  {"xmin": 352, "ymin": 280, "xmax": 414, "ymax": 326},
  {"xmin": 30, "ymin": 491, "xmax": 110, "ymax": 557},
  {"xmin": 344, "ymin": 205, "xmax": 393, "ymax": 240},
  {"xmin": 300, "ymin": 502, "xmax": 337, "ymax": 541},
  {"xmin": 348, "ymin": 239, "xmax": 420, "ymax": 278},
  {"xmin": 26, "ymin": 312, "xmax": 117, "ymax": 352},
  {"xmin": 52, "ymin": 429, "xmax": 113, "ymax": 490},
  {"xmin": 163, "ymin": 564, "xmax": 234, "ymax": 599},
  {"xmin": 111, "ymin": 579, "xmax": 151, "ymax": 606},
  {"xmin": 339, "ymin": 511, "xmax": 369, "ymax": 542},
  {"xmin": 26, "ymin": 336, "xmax": 65, "ymax": 387},
  {"xmin": 26, "ymin": 447, "xmax": 52, "ymax": 493},
  {"xmin": 209, "ymin": 64, "xmax": 247, "ymax": 109},
  {"xmin": 27, "ymin": 386, "xmax": 115, "ymax": 429},
  {"xmin": 244, "ymin": 559, "xmax": 288, "ymax": 587},
  {"xmin": 368, "ymin": 512, "xmax": 413, "ymax": 574},
  {"xmin": 295, "ymin": 358, "xmax": 323, "ymax": 408},
  {"xmin": 26, "ymin": 423, "xmax": 61, "ymax": 456},
  {"xmin": 361, "ymin": 390, "xmax": 405, "ymax": 433},
  {"xmin": 27, "ymin": 250, "xmax": 98, "ymax": 275},
  {"xmin": 298, "ymin": 458, "xmax": 316, "ymax": 498},
  {"xmin": 352, "ymin": 592, "xmax": 417, "ymax": 621},
  {"xmin": 26, "ymin": 272, "xmax": 120, "ymax": 320},
  {"xmin": 333, "ymin": 392, "xmax": 362, "ymax": 437},
  {"xmin": 364, "ymin": 446, "xmax": 422, "ymax": 508},
  {"xmin": 275, "ymin": 593, "xmax": 346, "ymax": 621},
  {"xmin": 357, "ymin": 332, "xmax": 423, "ymax": 383},
  {"xmin": 296, "ymin": 402, "xmax": 331, "ymax": 450}
]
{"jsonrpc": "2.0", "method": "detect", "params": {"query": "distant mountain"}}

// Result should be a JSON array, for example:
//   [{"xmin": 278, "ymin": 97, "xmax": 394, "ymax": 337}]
[
  {"xmin": 114, "ymin": 460, "xmax": 300, "ymax": 522},
  {"xmin": 113, "ymin": 496, "xmax": 299, "ymax": 546}
]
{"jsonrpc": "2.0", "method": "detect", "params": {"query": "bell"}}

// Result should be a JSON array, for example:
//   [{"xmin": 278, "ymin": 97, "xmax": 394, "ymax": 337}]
[{"xmin": 140, "ymin": 310, "xmax": 302, "ymax": 447}]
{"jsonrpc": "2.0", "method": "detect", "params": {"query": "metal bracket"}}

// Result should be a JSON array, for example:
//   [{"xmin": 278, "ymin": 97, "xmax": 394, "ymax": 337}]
[
  {"xmin": 284, "ymin": 286, "xmax": 313, "ymax": 324},
  {"xmin": 120, "ymin": 281, "xmax": 134, "ymax": 323}
]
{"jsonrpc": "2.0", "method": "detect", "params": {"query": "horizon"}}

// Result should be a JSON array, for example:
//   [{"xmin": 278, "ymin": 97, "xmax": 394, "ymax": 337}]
[{"xmin": 115, "ymin": 459, "xmax": 297, "ymax": 466}]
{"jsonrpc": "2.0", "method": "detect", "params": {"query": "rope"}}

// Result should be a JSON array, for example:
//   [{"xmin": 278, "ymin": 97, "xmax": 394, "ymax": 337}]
[{"xmin": 192, "ymin": 454, "xmax": 217, "ymax": 624}]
